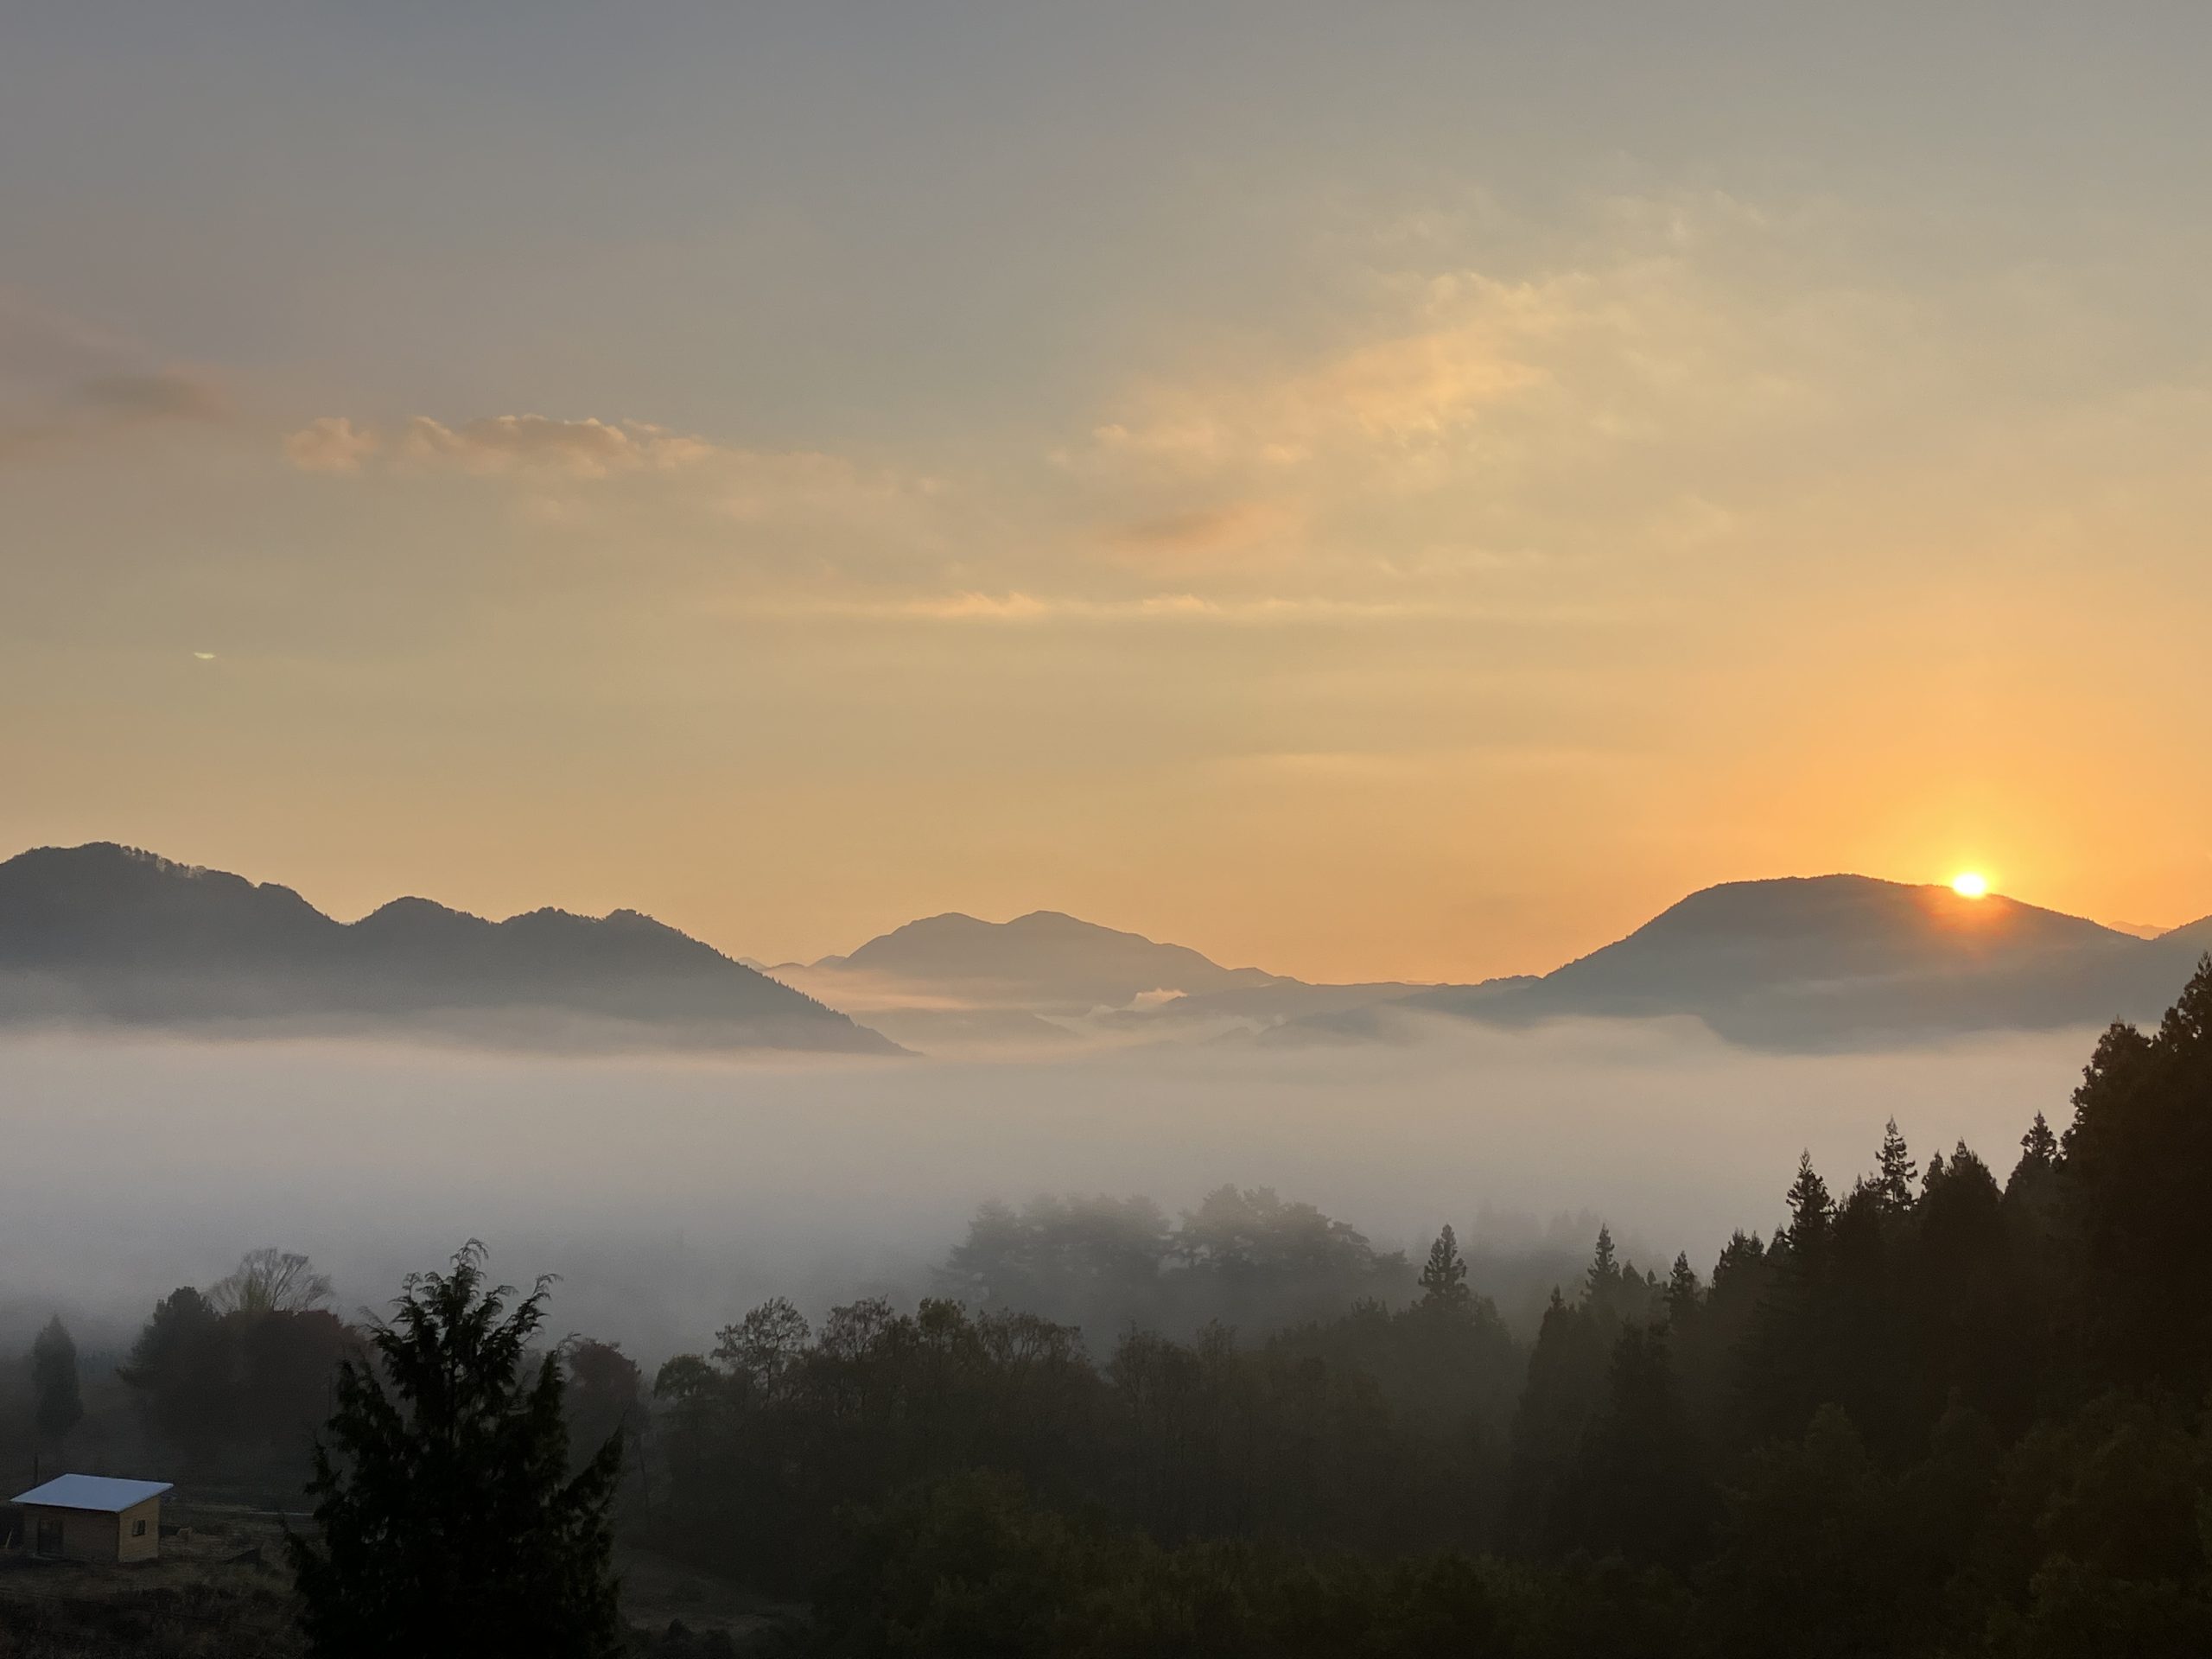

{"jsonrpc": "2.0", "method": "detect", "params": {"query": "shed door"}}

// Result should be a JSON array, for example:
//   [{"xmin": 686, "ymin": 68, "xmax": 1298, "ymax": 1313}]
[{"xmin": 35, "ymin": 1513, "xmax": 63, "ymax": 1556}]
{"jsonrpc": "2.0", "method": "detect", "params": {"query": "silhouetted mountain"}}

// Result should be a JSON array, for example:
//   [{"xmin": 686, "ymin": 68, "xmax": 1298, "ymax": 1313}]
[
  {"xmin": 803, "ymin": 910, "xmax": 1281, "ymax": 1014},
  {"xmin": 2165, "ymin": 913, "xmax": 2212, "ymax": 950},
  {"xmin": 0, "ymin": 843, "xmax": 899, "ymax": 1053},
  {"xmin": 1456, "ymin": 875, "xmax": 2129, "ymax": 1009},
  {"xmin": 1281, "ymin": 875, "xmax": 2209, "ymax": 1050}
]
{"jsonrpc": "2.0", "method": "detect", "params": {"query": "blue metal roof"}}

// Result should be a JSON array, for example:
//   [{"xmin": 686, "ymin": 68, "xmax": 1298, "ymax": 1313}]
[{"xmin": 10, "ymin": 1474, "xmax": 174, "ymax": 1513}]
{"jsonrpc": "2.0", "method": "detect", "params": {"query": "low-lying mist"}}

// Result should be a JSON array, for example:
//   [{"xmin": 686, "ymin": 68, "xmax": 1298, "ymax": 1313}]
[{"xmin": 0, "ymin": 1015, "xmax": 2097, "ymax": 1364}]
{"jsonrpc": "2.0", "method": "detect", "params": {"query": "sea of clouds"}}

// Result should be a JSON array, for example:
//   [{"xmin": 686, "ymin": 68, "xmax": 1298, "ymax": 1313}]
[{"xmin": 0, "ymin": 1016, "xmax": 2096, "ymax": 1362}]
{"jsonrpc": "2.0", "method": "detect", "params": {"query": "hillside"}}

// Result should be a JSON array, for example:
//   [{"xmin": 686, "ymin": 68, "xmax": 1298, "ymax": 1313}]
[
  {"xmin": 804, "ymin": 909, "xmax": 1281, "ymax": 1014},
  {"xmin": 0, "ymin": 843, "xmax": 899, "ymax": 1054},
  {"xmin": 1296, "ymin": 875, "xmax": 2205, "ymax": 1050}
]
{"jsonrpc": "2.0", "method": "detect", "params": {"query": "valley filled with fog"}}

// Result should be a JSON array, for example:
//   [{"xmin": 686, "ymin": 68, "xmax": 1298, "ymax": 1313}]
[{"xmin": 0, "ymin": 1018, "xmax": 2098, "ymax": 1363}]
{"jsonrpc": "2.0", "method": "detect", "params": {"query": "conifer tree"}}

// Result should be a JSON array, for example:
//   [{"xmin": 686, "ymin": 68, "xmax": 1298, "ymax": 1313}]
[
  {"xmin": 1416, "ymin": 1224, "xmax": 1473, "ymax": 1315},
  {"xmin": 2005, "ymin": 1109, "xmax": 2067, "ymax": 1210},
  {"xmin": 1665, "ymin": 1253, "xmax": 1702, "ymax": 1327},
  {"xmin": 1875, "ymin": 1119, "xmax": 1917, "ymax": 1213},
  {"xmin": 1585, "ymin": 1226, "xmax": 1620, "ymax": 1304},
  {"xmin": 28, "ymin": 1316, "xmax": 82, "ymax": 1448},
  {"xmin": 1783, "ymin": 1154, "xmax": 1834, "ymax": 1252},
  {"xmin": 1567, "ymin": 1321, "xmax": 1714, "ymax": 1570},
  {"xmin": 2060, "ymin": 957, "xmax": 2212, "ymax": 1389},
  {"xmin": 288, "ymin": 1244, "xmax": 623, "ymax": 1659}
]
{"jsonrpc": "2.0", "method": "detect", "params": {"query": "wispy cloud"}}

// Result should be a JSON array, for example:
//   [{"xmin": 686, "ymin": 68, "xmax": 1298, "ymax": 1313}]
[
  {"xmin": 283, "ymin": 411, "xmax": 933, "ymax": 515},
  {"xmin": 1105, "ymin": 501, "xmax": 1297, "ymax": 565},
  {"xmin": 1051, "ymin": 192, "xmax": 1872, "ymax": 581},
  {"xmin": 283, "ymin": 416, "xmax": 381, "ymax": 474},
  {"xmin": 397, "ymin": 413, "xmax": 713, "ymax": 479},
  {"xmin": 0, "ymin": 290, "xmax": 232, "ymax": 465},
  {"xmin": 797, "ymin": 591, "xmax": 1630, "ymax": 629},
  {"xmin": 264, "ymin": 189, "xmax": 2212, "ymax": 658},
  {"xmin": 283, "ymin": 412, "xmax": 716, "ymax": 480},
  {"xmin": 0, "ymin": 366, "xmax": 229, "ymax": 466}
]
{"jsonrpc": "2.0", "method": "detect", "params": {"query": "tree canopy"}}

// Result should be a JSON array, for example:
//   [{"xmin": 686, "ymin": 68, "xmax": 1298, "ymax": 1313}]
[{"xmin": 286, "ymin": 1243, "xmax": 623, "ymax": 1659}]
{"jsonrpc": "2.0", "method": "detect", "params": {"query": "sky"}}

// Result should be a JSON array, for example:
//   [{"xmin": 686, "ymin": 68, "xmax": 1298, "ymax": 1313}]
[{"xmin": 4, "ymin": 1, "xmax": 2211, "ymax": 983}]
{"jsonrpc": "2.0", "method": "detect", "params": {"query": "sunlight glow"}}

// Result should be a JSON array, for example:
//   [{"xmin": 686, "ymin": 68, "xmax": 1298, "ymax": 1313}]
[{"xmin": 1952, "ymin": 872, "xmax": 1989, "ymax": 899}]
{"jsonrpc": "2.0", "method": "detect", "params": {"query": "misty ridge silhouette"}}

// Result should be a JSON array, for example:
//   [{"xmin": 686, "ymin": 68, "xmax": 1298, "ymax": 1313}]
[
  {"xmin": 0, "ymin": 842, "xmax": 897, "ymax": 1054},
  {"xmin": 1370, "ymin": 874, "xmax": 2212, "ymax": 1052},
  {"xmin": 1, "ymin": 841, "xmax": 2205, "ymax": 1058}
]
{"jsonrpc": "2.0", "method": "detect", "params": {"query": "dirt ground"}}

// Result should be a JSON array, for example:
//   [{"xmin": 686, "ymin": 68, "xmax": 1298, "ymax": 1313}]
[
  {"xmin": 0, "ymin": 1503, "xmax": 795, "ymax": 1656},
  {"xmin": 613, "ymin": 1545, "xmax": 794, "ymax": 1641}
]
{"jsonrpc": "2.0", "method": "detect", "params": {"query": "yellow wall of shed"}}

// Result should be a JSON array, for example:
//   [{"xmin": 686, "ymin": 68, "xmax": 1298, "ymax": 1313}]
[
  {"xmin": 118, "ymin": 1496, "xmax": 162, "ymax": 1563},
  {"xmin": 26, "ymin": 1505, "xmax": 119, "ymax": 1562},
  {"xmin": 22, "ymin": 1497, "xmax": 161, "ymax": 1563}
]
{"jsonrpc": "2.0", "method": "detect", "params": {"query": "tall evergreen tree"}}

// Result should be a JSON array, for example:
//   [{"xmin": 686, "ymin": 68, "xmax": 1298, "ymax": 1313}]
[
  {"xmin": 1416, "ymin": 1224, "xmax": 1472, "ymax": 1315},
  {"xmin": 1783, "ymin": 1154, "xmax": 1834, "ymax": 1252},
  {"xmin": 1874, "ymin": 1119, "xmax": 1917, "ymax": 1213},
  {"xmin": 288, "ymin": 1244, "xmax": 623, "ymax": 1659},
  {"xmin": 1665, "ymin": 1253, "xmax": 1702, "ymax": 1328},
  {"xmin": 28, "ymin": 1316, "xmax": 82, "ymax": 1448},
  {"xmin": 2063, "ymin": 959, "xmax": 2212, "ymax": 1390},
  {"xmin": 1567, "ymin": 1321, "xmax": 1715, "ymax": 1569},
  {"xmin": 1585, "ymin": 1226, "xmax": 1619, "ymax": 1300},
  {"xmin": 2005, "ymin": 1108, "xmax": 2067, "ymax": 1217}
]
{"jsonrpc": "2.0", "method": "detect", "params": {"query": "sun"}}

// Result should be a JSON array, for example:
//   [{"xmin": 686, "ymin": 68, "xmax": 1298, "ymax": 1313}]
[{"xmin": 1951, "ymin": 871, "xmax": 1989, "ymax": 899}]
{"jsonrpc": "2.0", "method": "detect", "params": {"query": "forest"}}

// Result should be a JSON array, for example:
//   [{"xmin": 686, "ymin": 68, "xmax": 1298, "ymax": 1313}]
[{"xmin": 5, "ymin": 959, "xmax": 2210, "ymax": 1657}]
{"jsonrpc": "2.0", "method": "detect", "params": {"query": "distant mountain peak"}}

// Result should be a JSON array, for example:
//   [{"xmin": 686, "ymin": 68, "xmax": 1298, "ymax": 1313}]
[
  {"xmin": 357, "ymin": 894, "xmax": 480, "ymax": 925},
  {"xmin": 1392, "ymin": 869, "xmax": 2190, "ymax": 1050},
  {"xmin": 0, "ymin": 842, "xmax": 899, "ymax": 1055},
  {"xmin": 817, "ymin": 906, "xmax": 1278, "ymax": 1013}
]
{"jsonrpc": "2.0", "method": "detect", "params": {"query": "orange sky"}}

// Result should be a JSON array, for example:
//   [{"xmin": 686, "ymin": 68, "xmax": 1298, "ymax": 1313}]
[{"xmin": 4, "ymin": 9, "xmax": 2210, "ymax": 982}]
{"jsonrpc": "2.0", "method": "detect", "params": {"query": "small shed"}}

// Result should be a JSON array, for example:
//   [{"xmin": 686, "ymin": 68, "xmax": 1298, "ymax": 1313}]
[{"xmin": 10, "ymin": 1475, "xmax": 175, "ymax": 1564}]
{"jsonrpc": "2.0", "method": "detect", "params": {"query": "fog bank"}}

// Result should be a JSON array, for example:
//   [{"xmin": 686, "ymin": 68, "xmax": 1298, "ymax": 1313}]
[{"xmin": 0, "ymin": 1018, "xmax": 2097, "ymax": 1362}]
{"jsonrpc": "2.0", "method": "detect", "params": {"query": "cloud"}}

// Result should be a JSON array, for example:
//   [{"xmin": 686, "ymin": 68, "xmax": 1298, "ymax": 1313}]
[
  {"xmin": 1071, "ymin": 270, "xmax": 1571, "ymax": 494},
  {"xmin": 262, "ymin": 188, "xmax": 2212, "ymax": 650},
  {"xmin": 906, "ymin": 591, "xmax": 1055, "ymax": 621},
  {"xmin": 397, "ymin": 413, "xmax": 713, "ymax": 479},
  {"xmin": 1050, "ymin": 193, "xmax": 1877, "ymax": 582},
  {"xmin": 278, "ymin": 408, "xmax": 959, "ymax": 603},
  {"xmin": 283, "ymin": 412, "xmax": 920, "ymax": 514},
  {"xmin": 78, "ymin": 371, "xmax": 230, "ymax": 423},
  {"xmin": 0, "ymin": 1025, "xmax": 2096, "ymax": 1358},
  {"xmin": 283, "ymin": 416, "xmax": 380, "ymax": 474},
  {"xmin": 821, "ymin": 591, "xmax": 1620, "ymax": 629},
  {"xmin": 0, "ymin": 365, "xmax": 231, "ymax": 465},
  {"xmin": 283, "ymin": 412, "xmax": 723, "ymax": 480},
  {"xmin": 0, "ymin": 293, "xmax": 232, "ymax": 466},
  {"xmin": 1107, "ymin": 501, "xmax": 1296, "ymax": 565}
]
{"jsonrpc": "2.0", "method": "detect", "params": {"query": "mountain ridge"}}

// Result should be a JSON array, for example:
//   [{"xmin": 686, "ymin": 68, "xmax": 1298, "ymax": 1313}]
[
  {"xmin": 1281, "ymin": 874, "xmax": 2207, "ymax": 1050},
  {"xmin": 0, "ymin": 842, "xmax": 899, "ymax": 1055},
  {"xmin": 799, "ymin": 906, "xmax": 1281, "ymax": 1015},
  {"xmin": 6, "ymin": 845, "xmax": 2202, "ymax": 1057}
]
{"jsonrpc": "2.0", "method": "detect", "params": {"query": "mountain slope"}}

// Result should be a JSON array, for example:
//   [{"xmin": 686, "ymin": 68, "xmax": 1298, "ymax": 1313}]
[
  {"xmin": 1456, "ymin": 874, "xmax": 2129, "ymax": 1009},
  {"xmin": 810, "ymin": 909, "xmax": 1281, "ymax": 1014},
  {"xmin": 1313, "ymin": 875, "xmax": 2196, "ymax": 1050},
  {"xmin": 0, "ymin": 843, "xmax": 899, "ymax": 1054}
]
